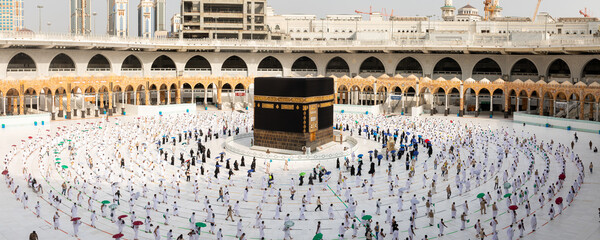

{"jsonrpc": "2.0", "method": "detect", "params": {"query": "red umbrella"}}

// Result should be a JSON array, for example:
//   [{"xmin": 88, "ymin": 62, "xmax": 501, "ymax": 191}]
[
  {"xmin": 133, "ymin": 221, "xmax": 143, "ymax": 226},
  {"xmin": 555, "ymin": 197, "xmax": 563, "ymax": 204},
  {"xmin": 71, "ymin": 217, "xmax": 81, "ymax": 221},
  {"xmin": 118, "ymin": 215, "xmax": 127, "ymax": 219},
  {"xmin": 112, "ymin": 233, "xmax": 124, "ymax": 239},
  {"xmin": 508, "ymin": 205, "xmax": 518, "ymax": 211},
  {"xmin": 558, "ymin": 173, "xmax": 566, "ymax": 180},
  {"xmin": 28, "ymin": 136, "xmax": 33, "ymax": 139},
  {"xmin": 1, "ymin": 170, "xmax": 8, "ymax": 175}
]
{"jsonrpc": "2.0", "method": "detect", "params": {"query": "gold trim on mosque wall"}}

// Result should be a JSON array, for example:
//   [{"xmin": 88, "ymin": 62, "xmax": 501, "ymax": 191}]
[{"xmin": 254, "ymin": 94, "xmax": 334, "ymax": 104}]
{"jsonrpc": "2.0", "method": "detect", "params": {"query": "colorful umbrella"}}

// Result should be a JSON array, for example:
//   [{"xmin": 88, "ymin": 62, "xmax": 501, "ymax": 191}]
[
  {"xmin": 508, "ymin": 205, "xmax": 518, "ymax": 210},
  {"xmin": 109, "ymin": 204, "xmax": 118, "ymax": 209},
  {"xmin": 299, "ymin": 172, "xmax": 306, "ymax": 176},
  {"xmin": 284, "ymin": 220, "xmax": 295, "ymax": 228},
  {"xmin": 71, "ymin": 217, "xmax": 81, "ymax": 221},
  {"xmin": 503, "ymin": 182, "xmax": 511, "ymax": 189},
  {"xmin": 504, "ymin": 193, "xmax": 512, "ymax": 198},
  {"xmin": 555, "ymin": 197, "xmax": 563, "ymax": 204},
  {"xmin": 118, "ymin": 215, "xmax": 127, "ymax": 219},
  {"xmin": 313, "ymin": 233, "xmax": 323, "ymax": 240},
  {"xmin": 476, "ymin": 193, "xmax": 485, "ymax": 199},
  {"xmin": 112, "ymin": 233, "xmax": 124, "ymax": 239},
  {"xmin": 101, "ymin": 200, "xmax": 111, "ymax": 205},
  {"xmin": 195, "ymin": 222, "xmax": 207, "ymax": 228},
  {"xmin": 558, "ymin": 173, "xmax": 566, "ymax": 180},
  {"xmin": 357, "ymin": 154, "xmax": 364, "ymax": 158},
  {"xmin": 1, "ymin": 170, "xmax": 7, "ymax": 175},
  {"xmin": 361, "ymin": 215, "xmax": 372, "ymax": 220},
  {"xmin": 61, "ymin": 165, "xmax": 68, "ymax": 169},
  {"xmin": 133, "ymin": 221, "xmax": 143, "ymax": 226}
]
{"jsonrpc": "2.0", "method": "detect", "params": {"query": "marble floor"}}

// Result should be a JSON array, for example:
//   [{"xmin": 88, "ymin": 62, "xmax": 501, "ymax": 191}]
[{"xmin": 0, "ymin": 110, "xmax": 599, "ymax": 240}]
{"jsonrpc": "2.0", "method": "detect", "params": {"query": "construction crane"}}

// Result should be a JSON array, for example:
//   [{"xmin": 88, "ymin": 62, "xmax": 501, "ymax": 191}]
[
  {"xmin": 579, "ymin": 8, "xmax": 592, "ymax": 17},
  {"xmin": 355, "ymin": 6, "xmax": 394, "ymax": 20},
  {"xmin": 532, "ymin": 0, "xmax": 543, "ymax": 22},
  {"xmin": 483, "ymin": 0, "xmax": 499, "ymax": 21}
]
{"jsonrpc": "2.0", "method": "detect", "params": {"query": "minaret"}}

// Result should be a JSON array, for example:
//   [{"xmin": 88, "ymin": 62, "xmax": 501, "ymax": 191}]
[
  {"xmin": 441, "ymin": 0, "xmax": 456, "ymax": 21},
  {"xmin": 491, "ymin": 0, "xmax": 503, "ymax": 19}
]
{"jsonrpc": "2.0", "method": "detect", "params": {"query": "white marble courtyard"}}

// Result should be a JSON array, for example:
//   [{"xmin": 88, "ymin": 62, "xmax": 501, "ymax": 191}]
[{"xmin": 1, "ymin": 110, "xmax": 599, "ymax": 240}]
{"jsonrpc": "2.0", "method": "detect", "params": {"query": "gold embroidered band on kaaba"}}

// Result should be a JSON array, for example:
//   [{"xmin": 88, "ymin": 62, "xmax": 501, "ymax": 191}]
[{"xmin": 254, "ymin": 94, "xmax": 334, "ymax": 104}]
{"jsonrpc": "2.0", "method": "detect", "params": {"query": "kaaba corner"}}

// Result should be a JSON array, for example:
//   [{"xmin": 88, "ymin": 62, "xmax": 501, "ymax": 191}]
[{"xmin": 253, "ymin": 77, "xmax": 334, "ymax": 152}]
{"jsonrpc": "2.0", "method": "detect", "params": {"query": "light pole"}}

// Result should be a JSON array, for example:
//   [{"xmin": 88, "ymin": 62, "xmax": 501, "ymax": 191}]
[
  {"xmin": 47, "ymin": 22, "xmax": 51, "ymax": 32},
  {"xmin": 92, "ymin": 12, "xmax": 97, "ymax": 35},
  {"xmin": 37, "ymin": 5, "xmax": 43, "ymax": 33}
]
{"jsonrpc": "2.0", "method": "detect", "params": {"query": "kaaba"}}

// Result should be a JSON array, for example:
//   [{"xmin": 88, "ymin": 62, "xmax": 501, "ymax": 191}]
[{"xmin": 253, "ymin": 77, "xmax": 334, "ymax": 152}]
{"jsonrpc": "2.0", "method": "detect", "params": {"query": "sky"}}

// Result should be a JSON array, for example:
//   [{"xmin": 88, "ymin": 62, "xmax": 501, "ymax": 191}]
[{"xmin": 22, "ymin": 0, "xmax": 600, "ymax": 35}]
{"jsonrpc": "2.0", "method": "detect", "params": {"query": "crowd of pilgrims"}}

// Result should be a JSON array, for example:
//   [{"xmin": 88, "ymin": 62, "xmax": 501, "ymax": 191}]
[{"xmin": 0, "ymin": 111, "xmax": 592, "ymax": 240}]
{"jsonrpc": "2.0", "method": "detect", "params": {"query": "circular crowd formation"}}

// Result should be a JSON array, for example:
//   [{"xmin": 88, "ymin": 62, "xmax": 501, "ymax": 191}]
[{"xmin": 0, "ymin": 111, "xmax": 592, "ymax": 240}]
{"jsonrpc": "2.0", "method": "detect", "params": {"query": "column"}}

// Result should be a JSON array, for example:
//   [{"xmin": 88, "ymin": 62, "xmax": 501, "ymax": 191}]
[
  {"xmin": 18, "ymin": 96, "xmax": 24, "ymax": 115},
  {"xmin": 58, "ymin": 94, "xmax": 64, "ymax": 117},
  {"xmin": 167, "ymin": 89, "xmax": 171, "ymax": 105},
  {"xmin": 2, "ymin": 96, "xmax": 5, "ymax": 115},
  {"xmin": 401, "ymin": 93, "xmax": 405, "ymax": 113},
  {"xmin": 580, "ymin": 99, "xmax": 585, "ymax": 120},
  {"xmin": 191, "ymin": 87, "xmax": 195, "ymax": 104},
  {"xmin": 475, "ymin": 94, "xmax": 479, "ymax": 117},
  {"xmin": 459, "ymin": 84, "xmax": 464, "ymax": 117},
  {"xmin": 516, "ymin": 95, "xmax": 520, "ymax": 112},
  {"xmin": 490, "ymin": 93, "xmax": 493, "ymax": 116},
  {"xmin": 204, "ymin": 88, "xmax": 208, "ymax": 105},
  {"xmin": 430, "ymin": 93, "xmax": 435, "ymax": 116},
  {"xmin": 176, "ymin": 88, "xmax": 181, "ymax": 104},
  {"xmin": 66, "ymin": 93, "xmax": 72, "ymax": 119},
  {"xmin": 81, "ymin": 93, "xmax": 86, "ymax": 118},
  {"xmin": 216, "ymin": 87, "xmax": 222, "ymax": 109},
  {"xmin": 566, "ymin": 98, "xmax": 570, "ymax": 119},
  {"xmin": 549, "ymin": 98, "xmax": 555, "ymax": 116},
  {"xmin": 444, "ymin": 93, "xmax": 449, "ymax": 116},
  {"xmin": 539, "ymin": 95, "xmax": 544, "ymax": 116},
  {"xmin": 504, "ymin": 92, "xmax": 509, "ymax": 118},
  {"xmin": 156, "ymin": 90, "xmax": 160, "ymax": 106},
  {"xmin": 51, "ymin": 94, "xmax": 55, "ymax": 120},
  {"xmin": 107, "ymin": 91, "xmax": 113, "ymax": 116},
  {"xmin": 145, "ymin": 90, "xmax": 149, "ymax": 105},
  {"xmin": 36, "ymin": 94, "xmax": 40, "ymax": 112}
]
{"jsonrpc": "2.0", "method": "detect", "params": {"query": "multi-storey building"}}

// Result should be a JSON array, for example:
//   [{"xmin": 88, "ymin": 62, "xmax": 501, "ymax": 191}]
[
  {"xmin": 108, "ymin": 0, "xmax": 129, "ymax": 37},
  {"xmin": 0, "ymin": 0, "xmax": 23, "ymax": 32},
  {"xmin": 171, "ymin": 13, "xmax": 181, "ymax": 35},
  {"xmin": 154, "ymin": 0, "xmax": 166, "ymax": 31},
  {"xmin": 70, "ymin": 0, "xmax": 91, "ymax": 35},
  {"xmin": 180, "ymin": 0, "xmax": 274, "ymax": 40},
  {"xmin": 138, "ymin": 0, "xmax": 155, "ymax": 38}
]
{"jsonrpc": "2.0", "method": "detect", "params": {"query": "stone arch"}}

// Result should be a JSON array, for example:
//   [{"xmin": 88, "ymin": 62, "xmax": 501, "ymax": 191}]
[
  {"xmin": 547, "ymin": 58, "xmax": 571, "ymax": 80},
  {"xmin": 291, "ymin": 56, "xmax": 317, "ymax": 73},
  {"xmin": 395, "ymin": 57, "xmax": 423, "ymax": 76},
  {"xmin": 433, "ymin": 57, "xmax": 462, "ymax": 78},
  {"xmin": 325, "ymin": 57, "xmax": 350, "ymax": 76},
  {"xmin": 359, "ymin": 57, "xmax": 385, "ymax": 76},
  {"xmin": 337, "ymin": 85, "xmax": 349, "ymax": 104},
  {"xmin": 257, "ymin": 56, "xmax": 283, "ymax": 71},
  {"xmin": 510, "ymin": 58, "xmax": 538, "ymax": 81},
  {"xmin": 222, "ymin": 56, "xmax": 248, "ymax": 71},
  {"xmin": 121, "ymin": 55, "xmax": 143, "ymax": 71},
  {"xmin": 7, "ymin": 53, "xmax": 36, "ymax": 72},
  {"xmin": 151, "ymin": 55, "xmax": 177, "ymax": 71},
  {"xmin": 472, "ymin": 58, "xmax": 502, "ymax": 79},
  {"xmin": 87, "ymin": 54, "xmax": 111, "ymax": 71},
  {"xmin": 581, "ymin": 59, "xmax": 600, "ymax": 83},
  {"xmin": 185, "ymin": 55, "xmax": 212, "ymax": 71},
  {"xmin": 49, "ymin": 53, "xmax": 76, "ymax": 71}
]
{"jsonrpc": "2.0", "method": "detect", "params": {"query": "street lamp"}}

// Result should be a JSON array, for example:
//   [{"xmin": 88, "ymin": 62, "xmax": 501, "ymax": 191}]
[
  {"xmin": 37, "ymin": 5, "xmax": 43, "ymax": 33},
  {"xmin": 92, "ymin": 12, "xmax": 97, "ymax": 35},
  {"xmin": 47, "ymin": 22, "xmax": 52, "ymax": 32}
]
